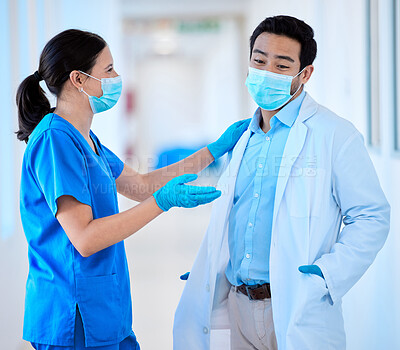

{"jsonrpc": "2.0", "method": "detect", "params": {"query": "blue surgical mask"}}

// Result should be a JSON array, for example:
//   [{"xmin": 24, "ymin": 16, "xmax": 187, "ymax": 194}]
[
  {"xmin": 79, "ymin": 70, "xmax": 122, "ymax": 114},
  {"xmin": 245, "ymin": 66, "xmax": 305, "ymax": 111}
]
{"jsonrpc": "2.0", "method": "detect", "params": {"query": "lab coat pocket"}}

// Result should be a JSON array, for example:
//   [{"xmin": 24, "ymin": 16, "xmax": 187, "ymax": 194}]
[
  {"xmin": 307, "ymin": 273, "xmax": 329, "ymax": 298},
  {"xmin": 295, "ymin": 274, "xmax": 330, "ymax": 331},
  {"xmin": 288, "ymin": 167, "xmax": 326, "ymax": 218},
  {"xmin": 76, "ymin": 273, "xmax": 123, "ymax": 346}
]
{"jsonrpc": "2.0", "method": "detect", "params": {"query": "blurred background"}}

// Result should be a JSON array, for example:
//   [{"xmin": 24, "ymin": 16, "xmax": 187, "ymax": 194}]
[{"xmin": 0, "ymin": 0, "xmax": 399, "ymax": 349}]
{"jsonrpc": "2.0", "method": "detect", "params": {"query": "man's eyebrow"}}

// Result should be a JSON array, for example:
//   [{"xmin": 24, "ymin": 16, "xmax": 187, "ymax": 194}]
[
  {"xmin": 274, "ymin": 55, "xmax": 295, "ymax": 63},
  {"xmin": 252, "ymin": 49, "xmax": 267, "ymax": 57},
  {"xmin": 252, "ymin": 50, "xmax": 295, "ymax": 63}
]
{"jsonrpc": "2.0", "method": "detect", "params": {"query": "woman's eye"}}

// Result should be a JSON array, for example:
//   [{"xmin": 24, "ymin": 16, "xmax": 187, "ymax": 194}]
[{"xmin": 254, "ymin": 59, "xmax": 264, "ymax": 64}]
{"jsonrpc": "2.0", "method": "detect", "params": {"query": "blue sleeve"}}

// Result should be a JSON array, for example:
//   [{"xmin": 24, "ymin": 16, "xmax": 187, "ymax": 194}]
[
  {"xmin": 101, "ymin": 144, "xmax": 124, "ymax": 179},
  {"xmin": 29, "ymin": 129, "xmax": 92, "ymax": 217}
]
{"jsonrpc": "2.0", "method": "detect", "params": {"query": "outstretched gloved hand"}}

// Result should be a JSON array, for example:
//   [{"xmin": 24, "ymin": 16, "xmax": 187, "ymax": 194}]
[{"xmin": 153, "ymin": 174, "xmax": 221, "ymax": 212}]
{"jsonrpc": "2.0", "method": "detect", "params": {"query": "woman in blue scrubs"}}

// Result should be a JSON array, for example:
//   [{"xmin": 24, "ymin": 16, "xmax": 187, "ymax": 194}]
[{"xmin": 16, "ymin": 29, "xmax": 249, "ymax": 350}]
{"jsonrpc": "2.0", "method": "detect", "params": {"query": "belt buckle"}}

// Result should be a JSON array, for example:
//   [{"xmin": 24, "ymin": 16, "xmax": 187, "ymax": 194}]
[{"xmin": 245, "ymin": 284, "xmax": 258, "ymax": 301}]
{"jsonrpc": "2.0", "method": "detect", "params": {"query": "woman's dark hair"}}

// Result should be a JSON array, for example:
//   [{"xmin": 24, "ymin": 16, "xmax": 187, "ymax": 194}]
[
  {"xmin": 249, "ymin": 15, "xmax": 317, "ymax": 71},
  {"xmin": 16, "ymin": 29, "xmax": 107, "ymax": 143}
]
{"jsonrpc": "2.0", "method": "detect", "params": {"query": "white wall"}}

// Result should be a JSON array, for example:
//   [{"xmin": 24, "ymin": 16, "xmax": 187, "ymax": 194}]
[{"xmin": 122, "ymin": 16, "xmax": 245, "ymax": 173}]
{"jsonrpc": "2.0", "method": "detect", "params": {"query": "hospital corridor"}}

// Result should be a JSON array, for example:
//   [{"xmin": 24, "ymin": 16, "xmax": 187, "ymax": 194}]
[{"xmin": 1, "ymin": 0, "xmax": 400, "ymax": 349}]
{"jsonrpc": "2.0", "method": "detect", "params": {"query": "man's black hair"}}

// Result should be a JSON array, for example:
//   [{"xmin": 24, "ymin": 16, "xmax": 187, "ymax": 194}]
[{"xmin": 249, "ymin": 15, "xmax": 317, "ymax": 70}]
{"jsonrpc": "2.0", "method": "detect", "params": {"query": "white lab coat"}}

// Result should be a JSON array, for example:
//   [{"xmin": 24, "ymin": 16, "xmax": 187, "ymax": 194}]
[{"xmin": 173, "ymin": 93, "xmax": 390, "ymax": 350}]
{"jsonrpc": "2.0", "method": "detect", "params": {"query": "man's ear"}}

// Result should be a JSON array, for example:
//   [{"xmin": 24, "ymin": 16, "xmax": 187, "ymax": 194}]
[
  {"xmin": 301, "ymin": 65, "xmax": 314, "ymax": 84},
  {"xmin": 69, "ymin": 70, "xmax": 86, "ymax": 91}
]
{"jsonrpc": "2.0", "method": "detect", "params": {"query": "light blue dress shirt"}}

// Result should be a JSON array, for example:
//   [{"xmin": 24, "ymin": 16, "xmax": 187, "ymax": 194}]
[{"xmin": 226, "ymin": 90, "xmax": 306, "ymax": 286}]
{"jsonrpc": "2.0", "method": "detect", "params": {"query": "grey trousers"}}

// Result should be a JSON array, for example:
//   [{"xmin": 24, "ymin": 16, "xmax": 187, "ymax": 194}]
[{"xmin": 227, "ymin": 286, "xmax": 278, "ymax": 350}]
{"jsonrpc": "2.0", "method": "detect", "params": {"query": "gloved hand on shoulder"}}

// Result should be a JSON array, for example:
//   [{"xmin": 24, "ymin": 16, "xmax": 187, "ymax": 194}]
[{"xmin": 207, "ymin": 118, "xmax": 251, "ymax": 161}]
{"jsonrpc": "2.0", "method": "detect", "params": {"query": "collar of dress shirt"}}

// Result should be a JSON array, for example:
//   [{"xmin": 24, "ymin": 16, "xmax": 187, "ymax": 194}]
[{"xmin": 249, "ymin": 89, "xmax": 306, "ymax": 134}]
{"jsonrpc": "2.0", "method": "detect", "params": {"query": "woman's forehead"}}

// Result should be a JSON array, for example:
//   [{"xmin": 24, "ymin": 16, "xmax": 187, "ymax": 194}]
[{"xmin": 93, "ymin": 46, "xmax": 113, "ymax": 69}]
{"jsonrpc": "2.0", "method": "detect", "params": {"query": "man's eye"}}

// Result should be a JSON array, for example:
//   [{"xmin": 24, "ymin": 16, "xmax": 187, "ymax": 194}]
[
  {"xmin": 277, "ymin": 65, "xmax": 289, "ymax": 69},
  {"xmin": 254, "ymin": 59, "xmax": 264, "ymax": 64}
]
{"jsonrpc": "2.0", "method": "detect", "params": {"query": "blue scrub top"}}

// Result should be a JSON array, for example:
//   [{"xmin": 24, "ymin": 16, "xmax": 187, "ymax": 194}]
[{"xmin": 20, "ymin": 113, "xmax": 133, "ymax": 347}]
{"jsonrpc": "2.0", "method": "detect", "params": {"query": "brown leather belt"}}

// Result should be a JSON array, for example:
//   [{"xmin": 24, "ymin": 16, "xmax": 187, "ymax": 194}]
[{"xmin": 235, "ymin": 283, "xmax": 271, "ymax": 300}]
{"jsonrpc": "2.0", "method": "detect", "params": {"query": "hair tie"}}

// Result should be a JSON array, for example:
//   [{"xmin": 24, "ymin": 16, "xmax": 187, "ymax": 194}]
[{"xmin": 33, "ymin": 71, "xmax": 43, "ymax": 81}]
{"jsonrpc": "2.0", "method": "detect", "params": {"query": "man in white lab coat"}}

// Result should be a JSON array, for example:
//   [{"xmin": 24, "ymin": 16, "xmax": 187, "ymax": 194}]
[{"xmin": 173, "ymin": 15, "xmax": 390, "ymax": 350}]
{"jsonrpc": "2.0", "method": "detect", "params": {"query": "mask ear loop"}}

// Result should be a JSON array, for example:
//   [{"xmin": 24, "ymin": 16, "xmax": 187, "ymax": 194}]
[
  {"xmin": 79, "ymin": 86, "xmax": 90, "ymax": 97},
  {"xmin": 78, "ymin": 70, "xmax": 102, "ymax": 98},
  {"xmin": 73, "ymin": 71, "xmax": 92, "ymax": 97},
  {"xmin": 78, "ymin": 70, "xmax": 101, "ymax": 82},
  {"xmin": 290, "ymin": 66, "xmax": 307, "ymax": 96},
  {"xmin": 293, "ymin": 66, "xmax": 307, "ymax": 79}
]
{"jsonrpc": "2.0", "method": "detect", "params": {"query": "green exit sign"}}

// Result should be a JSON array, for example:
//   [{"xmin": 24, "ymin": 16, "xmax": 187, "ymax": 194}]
[{"xmin": 177, "ymin": 19, "xmax": 220, "ymax": 33}]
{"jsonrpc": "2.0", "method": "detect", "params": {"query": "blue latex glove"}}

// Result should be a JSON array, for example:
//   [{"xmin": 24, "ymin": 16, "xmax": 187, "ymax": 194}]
[
  {"xmin": 207, "ymin": 118, "xmax": 251, "ymax": 160},
  {"xmin": 180, "ymin": 272, "xmax": 190, "ymax": 280},
  {"xmin": 298, "ymin": 264, "xmax": 324, "ymax": 279},
  {"xmin": 153, "ymin": 174, "xmax": 221, "ymax": 211}
]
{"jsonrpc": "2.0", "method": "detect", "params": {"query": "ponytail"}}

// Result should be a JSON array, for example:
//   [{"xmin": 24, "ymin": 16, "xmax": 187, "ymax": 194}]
[
  {"xmin": 16, "ymin": 72, "xmax": 50, "ymax": 143},
  {"xmin": 15, "ymin": 29, "xmax": 107, "ymax": 144}
]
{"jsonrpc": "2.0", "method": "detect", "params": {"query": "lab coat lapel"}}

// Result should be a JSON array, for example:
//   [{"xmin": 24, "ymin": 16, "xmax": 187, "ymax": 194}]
[
  {"xmin": 272, "ymin": 93, "xmax": 318, "ymax": 221},
  {"xmin": 208, "ymin": 128, "xmax": 251, "ymax": 255},
  {"xmin": 220, "ymin": 128, "xmax": 251, "ymax": 197}
]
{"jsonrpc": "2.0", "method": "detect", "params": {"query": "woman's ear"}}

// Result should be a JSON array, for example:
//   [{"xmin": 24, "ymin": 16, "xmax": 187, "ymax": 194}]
[{"xmin": 69, "ymin": 70, "xmax": 86, "ymax": 91}]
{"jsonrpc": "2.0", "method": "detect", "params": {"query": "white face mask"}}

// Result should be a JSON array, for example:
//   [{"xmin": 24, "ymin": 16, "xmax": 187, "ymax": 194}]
[
  {"xmin": 245, "ymin": 66, "xmax": 305, "ymax": 111},
  {"xmin": 79, "ymin": 70, "xmax": 122, "ymax": 114}
]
